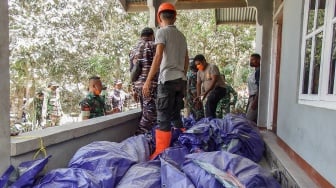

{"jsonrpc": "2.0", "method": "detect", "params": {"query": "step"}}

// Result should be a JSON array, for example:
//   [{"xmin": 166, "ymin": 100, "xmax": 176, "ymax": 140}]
[{"xmin": 261, "ymin": 131, "xmax": 321, "ymax": 188}]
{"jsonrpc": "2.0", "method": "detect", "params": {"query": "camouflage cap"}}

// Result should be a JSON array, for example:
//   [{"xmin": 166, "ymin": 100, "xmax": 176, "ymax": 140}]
[
  {"xmin": 48, "ymin": 82, "xmax": 59, "ymax": 88},
  {"xmin": 36, "ymin": 90, "xmax": 44, "ymax": 95},
  {"xmin": 114, "ymin": 79, "xmax": 123, "ymax": 85}
]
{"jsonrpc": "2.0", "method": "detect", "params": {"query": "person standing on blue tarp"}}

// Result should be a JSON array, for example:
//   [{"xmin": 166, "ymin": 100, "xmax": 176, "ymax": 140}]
[
  {"xmin": 142, "ymin": 2, "xmax": 189, "ymax": 160},
  {"xmin": 186, "ymin": 58, "xmax": 204, "ymax": 120},
  {"xmin": 130, "ymin": 27, "xmax": 158, "ymax": 135},
  {"xmin": 194, "ymin": 54, "xmax": 226, "ymax": 119}
]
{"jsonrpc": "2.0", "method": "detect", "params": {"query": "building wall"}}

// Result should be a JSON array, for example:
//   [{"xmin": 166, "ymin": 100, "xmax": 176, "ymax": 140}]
[
  {"xmin": 278, "ymin": 0, "xmax": 336, "ymax": 185},
  {"xmin": 0, "ymin": 0, "xmax": 11, "ymax": 175}
]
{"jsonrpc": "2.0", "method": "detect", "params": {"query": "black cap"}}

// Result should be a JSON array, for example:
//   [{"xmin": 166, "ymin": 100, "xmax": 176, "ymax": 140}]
[
  {"xmin": 141, "ymin": 27, "xmax": 154, "ymax": 37},
  {"xmin": 194, "ymin": 54, "xmax": 206, "ymax": 62}
]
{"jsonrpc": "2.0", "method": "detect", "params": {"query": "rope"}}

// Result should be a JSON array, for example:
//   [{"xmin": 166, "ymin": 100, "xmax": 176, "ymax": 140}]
[{"xmin": 14, "ymin": 136, "xmax": 48, "ymax": 159}]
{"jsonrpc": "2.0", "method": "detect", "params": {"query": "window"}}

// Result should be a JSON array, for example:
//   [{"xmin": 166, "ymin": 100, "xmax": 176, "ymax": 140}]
[{"xmin": 300, "ymin": 0, "xmax": 336, "ymax": 109}]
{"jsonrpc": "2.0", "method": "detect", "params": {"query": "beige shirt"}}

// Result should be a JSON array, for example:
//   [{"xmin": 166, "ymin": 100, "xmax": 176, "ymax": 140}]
[{"xmin": 197, "ymin": 63, "xmax": 226, "ymax": 95}]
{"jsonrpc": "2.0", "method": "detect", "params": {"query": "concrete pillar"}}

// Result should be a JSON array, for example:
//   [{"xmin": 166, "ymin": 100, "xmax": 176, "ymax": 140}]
[
  {"xmin": 147, "ymin": 0, "xmax": 159, "ymax": 28},
  {"xmin": 247, "ymin": 0, "xmax": 274, "ymax": 127},
  {"xmin": 0, "ymin": 0, "xmax": 11, "ymax": 174}
]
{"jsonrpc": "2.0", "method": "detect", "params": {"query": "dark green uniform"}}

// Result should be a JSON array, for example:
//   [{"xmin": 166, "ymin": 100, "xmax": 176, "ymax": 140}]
[
  {"xmin": 186, "ymin": 69, "xmax": 204, "ymax": 121},
  {"xmin": 79, "ymin": 93, "xmax": 106, "ymax": 119},
  {"xmin": 216, "ymin": 85, "xmax": 238, "ymax": 118},
  {"xmin": 33, "ymin": 96, "xmax": 43, "ymax": 126}
]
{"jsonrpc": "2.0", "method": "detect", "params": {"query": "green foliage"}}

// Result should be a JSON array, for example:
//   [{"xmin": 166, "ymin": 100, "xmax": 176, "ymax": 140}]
[
  {"xmin": 177, "ymin": 9, "xmax": 255, "ymax": 87},
  {"xmin": 9, "ymin": 1, "xmax": 255, "ymax": 116}
]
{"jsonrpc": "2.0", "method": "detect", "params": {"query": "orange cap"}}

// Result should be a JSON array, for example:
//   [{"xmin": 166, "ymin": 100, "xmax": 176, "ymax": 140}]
[{"xmin": 157, "ymin": 3, "xmax": 176, "ymax": 23}]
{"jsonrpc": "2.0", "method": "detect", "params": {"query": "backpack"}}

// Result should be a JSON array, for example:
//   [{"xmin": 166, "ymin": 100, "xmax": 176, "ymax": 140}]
[{"xmin": 130, "ymin": 60, "xmax": 141, "ymax": 82}]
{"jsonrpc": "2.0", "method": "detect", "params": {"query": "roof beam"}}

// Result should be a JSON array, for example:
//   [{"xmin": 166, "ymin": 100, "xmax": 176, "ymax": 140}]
[
  {"xmin": 120, "ymin": 0, "xmax": 247, "ymax": 12},
  {"xmin": 176, "ymin": 0, "xmax": 247, "ymax": 10}
]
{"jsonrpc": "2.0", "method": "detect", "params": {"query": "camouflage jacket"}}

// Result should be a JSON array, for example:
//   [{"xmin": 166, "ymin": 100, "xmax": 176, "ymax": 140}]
[
  {"xmin": 219, "ymin": 85, "xmax": 238, "ymax": 107},
  {"xmin": 79, "ymin": 92, "xmax": 106, "ymax": 119},
  {"xmin": 33, "ymin": 97, "xmax": 43, "ymax": 118},
  {"xmin": 42, "ymin": 89, "xmax": 62, "ymax": 117},
  {"xmin": 129, "ymin": 37, "xmax": 158, "ymax": 88}
]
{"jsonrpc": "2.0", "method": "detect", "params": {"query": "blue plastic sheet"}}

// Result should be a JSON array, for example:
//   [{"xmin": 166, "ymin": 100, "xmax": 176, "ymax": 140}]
[
  {"xmin": 179, "ymin": 114, "xmax": 264, "ymax": 162},
  {"xmin": 34, "ymin": 135, "xmax": 150, "ymax": 188},
  {"xmin": 68, "ymin": 135, "xmax": 150, "ymax": 187},
  {"xmin": 182, "ymin": 151, "xmax": 281, "ymax": 188},
  {"xmin": 116, "ymin": 161, "xmax": 161, "ymax": 188},
  {"xmin": 0, "ymin": 165, "xmax": 14, "ymax": 188},
  {"xmin": 11, "ymin": 156, "xmax": 50, "ymax": 188},
  {"xmin": 32, "ymin": 126, "xmax": 279, "ymax": 188},
  {"xmin": 33, "ymin": 168, "xmax": 111, "ymax": 188},
  {"xmin": 160, "ymin": 147, "xmax": 195, "ymax": 188}
]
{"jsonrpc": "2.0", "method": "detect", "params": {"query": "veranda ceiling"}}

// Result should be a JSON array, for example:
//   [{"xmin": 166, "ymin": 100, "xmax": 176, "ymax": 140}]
[{"xmin": 118, "ymin": 0, "xmax": 256, "ymax": 25}]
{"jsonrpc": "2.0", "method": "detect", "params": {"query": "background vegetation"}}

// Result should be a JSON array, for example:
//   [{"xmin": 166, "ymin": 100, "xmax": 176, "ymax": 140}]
[{"xmin": 9, "ymin": 0, "xmax": 256, "ymax": 124}]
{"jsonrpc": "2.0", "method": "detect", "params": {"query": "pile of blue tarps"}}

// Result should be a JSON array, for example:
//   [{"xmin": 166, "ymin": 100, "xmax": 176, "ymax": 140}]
[
  {"xmin": 179, "ymin": 114, "xmax": 264, "ymax": 162},
  {"xmin": 1, "ymin": 114, "xmax": 280, "ymax": 188},
  {"xmin": 31, "ymin": 138, "xmax": 279, "ymax": 188},
  {"xmin": 0, "ymin": 156, "xmax": 50, "ymax": 188}
]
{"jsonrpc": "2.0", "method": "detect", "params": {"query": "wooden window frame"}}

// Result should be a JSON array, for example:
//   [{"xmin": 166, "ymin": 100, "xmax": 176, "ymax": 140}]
[{"xmin": 299, "ymin": 0, "xmax": 336, "ymax": 110}]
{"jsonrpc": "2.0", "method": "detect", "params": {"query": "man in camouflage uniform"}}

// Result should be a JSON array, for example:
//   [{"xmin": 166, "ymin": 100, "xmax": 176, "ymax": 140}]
[
  {"xmin": 33, "ymin": 91, "xmax": 44, "ymax": 128},
  {"xmin": 100, "ymin": 83, "xmax": 112, "ymax": 112},
  {"xmin": 130, "ymin": 27, "xmax": 158, "ymax": 134},
  {"xmin": 80, "ymin": 76, "xmax": 112, "ymax": 120},
  {"xmin": 42, "ymin": 82, "xmax": 63, "ymax": 127},
  {"xmin": 216, "ymin": 75, "xmax": 238, "ymax": 118}
]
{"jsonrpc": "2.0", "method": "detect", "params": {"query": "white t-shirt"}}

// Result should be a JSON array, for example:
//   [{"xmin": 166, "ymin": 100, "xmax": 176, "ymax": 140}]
[{"xmin": 247, "ymin": 71, "xmax": 258, "ymax": 96}]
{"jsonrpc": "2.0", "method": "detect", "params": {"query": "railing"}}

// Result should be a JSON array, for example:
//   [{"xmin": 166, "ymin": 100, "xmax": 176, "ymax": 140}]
[{"xmin": 10, "ymin": 109, "xmax": 141, "ymax": 172}]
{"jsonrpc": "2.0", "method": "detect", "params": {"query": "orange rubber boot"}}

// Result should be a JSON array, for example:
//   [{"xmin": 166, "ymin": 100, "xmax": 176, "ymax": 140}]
[{"xmin": 150, "ymin": 129, "xmax": 172, "ymax": 160}]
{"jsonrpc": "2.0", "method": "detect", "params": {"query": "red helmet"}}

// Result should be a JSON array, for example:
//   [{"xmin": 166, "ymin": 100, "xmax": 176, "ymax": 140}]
[{"xmin": 157, "ymin": 2, "xmax": 176, "ymax": 23}]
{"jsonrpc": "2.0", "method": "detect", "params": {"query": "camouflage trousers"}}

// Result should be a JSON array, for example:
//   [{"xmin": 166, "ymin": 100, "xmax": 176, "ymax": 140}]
[
  {"xmin": 216, "ymin": 99, "xmax": 231, "ymax": 118},
  {"xmin": 46, "ymin": 114, "xmax": 61, "ymax": 127},
  {"xmin": 186, "ymin": 91, "xmax": 204, "ymax": 121},
  {"xmin": 135, "ymin": 86, "xmax": 157, "ymax": 134}
]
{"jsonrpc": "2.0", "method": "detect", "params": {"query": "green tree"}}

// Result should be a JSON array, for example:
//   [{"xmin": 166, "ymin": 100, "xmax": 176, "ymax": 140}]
[{"xmin": 9, "ymin": 1, "xmax": 256, "ymax": 127}]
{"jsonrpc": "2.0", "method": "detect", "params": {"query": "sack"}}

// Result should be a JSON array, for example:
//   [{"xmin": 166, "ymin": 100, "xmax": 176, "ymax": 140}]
[{"xmin": 130, "ymin": 61, "xmax": 141, "ymax": 82}]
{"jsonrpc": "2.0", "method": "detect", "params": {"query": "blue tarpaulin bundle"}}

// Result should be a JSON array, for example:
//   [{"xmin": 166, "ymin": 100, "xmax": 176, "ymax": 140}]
[
  {"xmin": 182, "ymin": 151, "xmax": 280, "ymax": 188},
  {"xmin": 31, "ymin": 114, "xmax": 280, "ymax": 188},
  {"xmin": 179, "ymin": 114, "xmax": 264, "ymax": 162},
  {"xmin": 31, "ymin": 134, "xmax": 279, "ymax": 188},
  {"xmin": 116, "ymin": 161, "xmax": 161, "ymax": 188},
  {"xmin": 11, "ymin": 156, "xmax": 50, "ymax": 188},
  {"xmin": 0, "ymin": 165, "xmax": 14, "ymax": 188},
  {"xmin": 33, "ymin": 168, "xmax": 112, "ymax": 188},
  {"xmin": 0, "ymin": 156, "xmax": 50, "ymax": 188},
  {"xmin": 159, "ymin": 147, "xmax": 280, "ymax": 188},
  {"xmin": 34, "ymin": 135, "xmax": 149, "ymax": 188}
]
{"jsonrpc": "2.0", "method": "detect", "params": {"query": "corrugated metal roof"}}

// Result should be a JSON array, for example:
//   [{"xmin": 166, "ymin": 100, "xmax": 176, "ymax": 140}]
[
  {"xmin": 121, "ymin": 0, "xmax": 255, "ymax": 25},
  {"xmin": 216, "ymin": 7, "xmax": 256, "ymax": 25}
]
